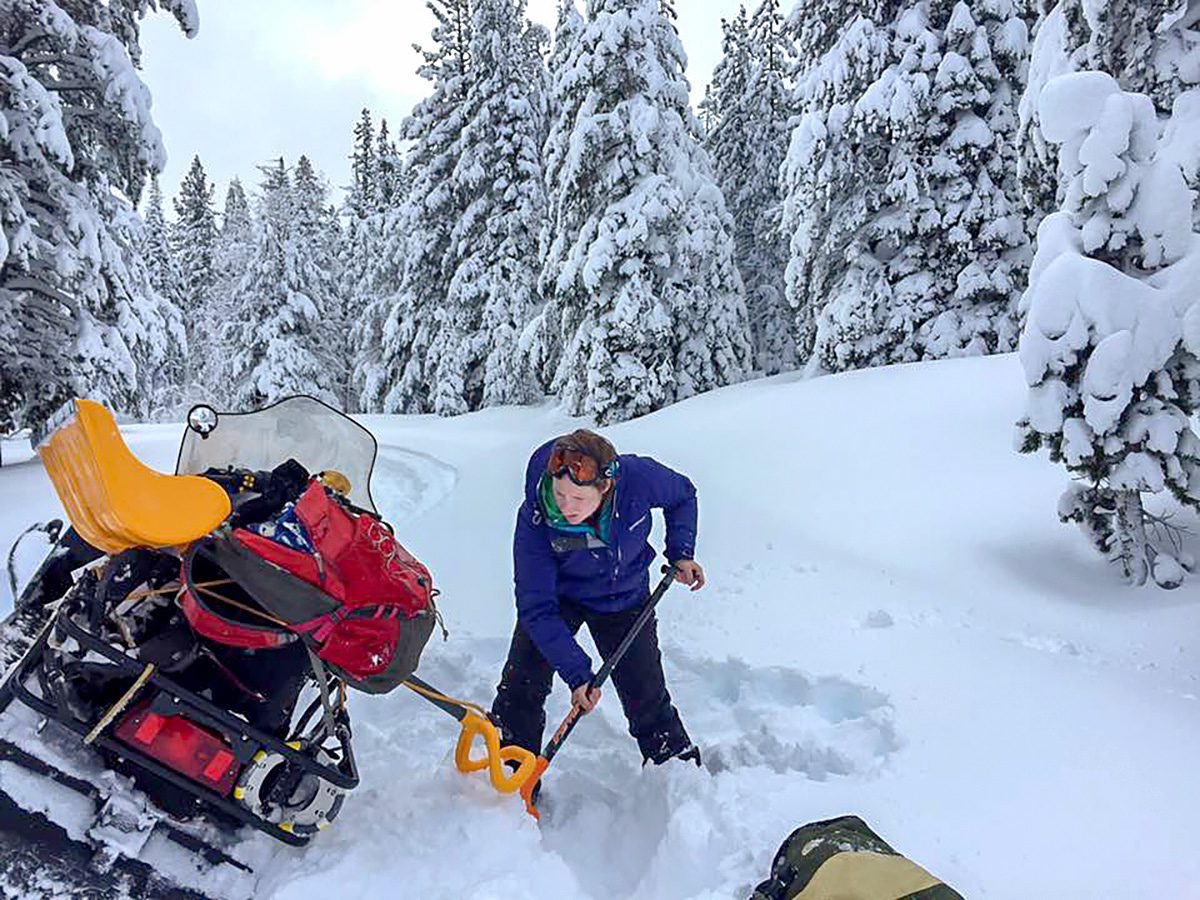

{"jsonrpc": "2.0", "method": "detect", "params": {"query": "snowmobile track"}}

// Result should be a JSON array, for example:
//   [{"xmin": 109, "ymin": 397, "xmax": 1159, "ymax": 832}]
[
  {"xmin": 0, "ymin": 788, "xmax": 213, "ymax": 900},
  {"xmin": 0, "ymin": 735, "xmax": 247, "ymax": 898}
]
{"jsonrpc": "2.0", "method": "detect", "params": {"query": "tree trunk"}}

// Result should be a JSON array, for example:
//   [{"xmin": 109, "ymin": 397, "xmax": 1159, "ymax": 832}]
[{"xmin": 1114, "ymin": 489, "xmax": 1150, "ymax": 586}]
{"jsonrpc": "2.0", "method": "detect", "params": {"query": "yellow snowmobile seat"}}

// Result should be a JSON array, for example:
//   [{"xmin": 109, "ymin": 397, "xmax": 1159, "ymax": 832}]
[{"xmin": 37, "ymin": 399, "xmax": 232, "ymax": 554}]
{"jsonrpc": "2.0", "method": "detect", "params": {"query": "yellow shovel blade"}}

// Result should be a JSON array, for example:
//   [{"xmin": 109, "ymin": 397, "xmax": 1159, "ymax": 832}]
[{"xmin": 36, "ymin": 399, "xmax": 231, "ymax": 554}]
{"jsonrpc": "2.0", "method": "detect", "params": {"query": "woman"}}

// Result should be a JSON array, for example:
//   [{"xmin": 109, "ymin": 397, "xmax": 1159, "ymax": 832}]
[{"xmin": 491, "ymin": 429, "xmax": 706, "ymax": 767}]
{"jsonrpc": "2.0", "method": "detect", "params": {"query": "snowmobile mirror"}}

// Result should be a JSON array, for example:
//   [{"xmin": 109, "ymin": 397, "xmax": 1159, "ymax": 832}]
[{"xmin": 186, "ymin": 404, "xmax": 219, "ymax": 440}]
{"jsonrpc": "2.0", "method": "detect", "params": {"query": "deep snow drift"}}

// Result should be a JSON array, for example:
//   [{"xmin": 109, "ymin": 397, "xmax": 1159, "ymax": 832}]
[{"xmin": 2, "ymin": 354, "xmax": 1198, "ymax": 898}]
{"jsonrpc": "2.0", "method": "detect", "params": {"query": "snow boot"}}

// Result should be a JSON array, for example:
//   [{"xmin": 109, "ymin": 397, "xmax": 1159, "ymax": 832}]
[
  {"xmin": 643, "ymin": 742, "xmax": 702, "ymax": 768},
  {"xmin": 672, "ymin": 744, "xmax": 702, "ymax": 768}
]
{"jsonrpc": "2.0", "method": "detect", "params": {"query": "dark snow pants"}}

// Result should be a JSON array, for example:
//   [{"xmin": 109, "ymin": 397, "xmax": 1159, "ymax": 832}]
[{"xmin": 490, "ymin": 598, "xmax": 693, "ymax": 764}]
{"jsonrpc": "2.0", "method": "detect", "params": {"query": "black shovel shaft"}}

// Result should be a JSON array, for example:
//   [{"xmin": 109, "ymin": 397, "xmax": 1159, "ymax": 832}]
[
  {"xmin": 540, "ymin": 564, "xmax": 677, "ymax": 764},
  {"xmin": 404, "ymin": 674, "xmax": 469, "ymax": 722},
  {"xmin": 591, "ymin": 566, "xmax": 677, "ymax": 689}
]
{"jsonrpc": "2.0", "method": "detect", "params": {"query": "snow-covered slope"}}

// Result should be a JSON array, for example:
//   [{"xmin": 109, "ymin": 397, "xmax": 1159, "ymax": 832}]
[{"xmin": 3, "ymin": 354, "xmax": 1198, "ymax": 898}]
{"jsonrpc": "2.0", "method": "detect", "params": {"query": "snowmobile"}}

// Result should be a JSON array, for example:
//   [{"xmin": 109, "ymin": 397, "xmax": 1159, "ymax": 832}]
[{"xmin": 0, "ymin": 396, "xmax": 452, "ymax": 895}]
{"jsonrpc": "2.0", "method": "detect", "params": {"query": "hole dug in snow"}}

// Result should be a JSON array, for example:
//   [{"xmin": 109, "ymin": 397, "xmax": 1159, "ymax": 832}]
[{"xmin": 536, "ymin": 653, "xmax": 899, "ymax": 899}]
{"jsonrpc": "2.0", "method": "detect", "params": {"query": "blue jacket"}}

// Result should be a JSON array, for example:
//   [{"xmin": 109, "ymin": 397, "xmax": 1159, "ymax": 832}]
[{"xmin": 512, "ymin": 440, "xmax": 698, "ymax": 689}]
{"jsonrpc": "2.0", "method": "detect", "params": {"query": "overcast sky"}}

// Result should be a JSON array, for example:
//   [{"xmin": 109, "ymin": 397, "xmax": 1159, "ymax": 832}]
[{"xmin": 139, "ymin": 1, "xmax": 744, "ymax": 214}]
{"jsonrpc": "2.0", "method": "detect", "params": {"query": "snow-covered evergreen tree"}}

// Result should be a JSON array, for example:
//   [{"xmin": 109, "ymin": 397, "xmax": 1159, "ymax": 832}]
[
  {"xmin": 203, "ymin": 178, "xmax": 253, "ymax": 407},
  {"xmin": 364, "ymin": 0, "xmax": 473, "ymax": 414},
  {"xmin": 0, "ymin": 0, "xmax": 197, "ymax": 430},
  {"xmin": 427, "ymin": 0, "xmax": 548, "ymax": 415},
  {"xmin": 111, "ymin": 194, "xmax": 187, "ymax": 421},
  {"xmin": 546, "ymin": 0, "xmax": 585, "ymax": 123},
  {"xmin": 535, "ymin": 0, "xmax": 752, "ymax": 423},
  {"xmin": 782, "ymin": 1, "xmax": 1033, "ymax": 373},
  {"xmin": 780, "ymin": 14, "xmax": 894, "ymax": 365},
  {"xmin": 526, "ymin": 0, "xmax": 586, "ymax": 390},
  {"xmin": 342, "ymin": 251, "xmax": 378, "ymax": 412},
  {"xmin": 1016, "ymin": 24, "xmax": 1200, "ymax": 587},
  {"xmin": 171, "ymin": 153, "xmax": 221, "ymax": 400},
  {"xmin": 1036, "ymin": 0, "xmax": 1198, "ymax": 115},
  {"xmin": 519, "ymin": 13, "xmax": 552, "ymax": 123},
  {"xmin": 172, "ymin": 154, "xmax": 217, "ymax": 340},
  {"xmin": 350, "ymin": 108, "xmax": 376, "ymax": 218},
  {"xmin": 142, "ymin": 176, "xmax": 182, "ymax": 321},
  {"xmin": 786, "ymin": 0, "xmax": 898, "ymax": 69},
  {"xmin": 229, "ymin": 161, "xmax": 284, "ymax": 407},
  {"xmin": 228, "ymin": 159, "xmax": 338, "ymax": 408},
  {"xmin": 216, "ymin": 177, "xmax": 253, "ymax": 291},
  {"xmin": 221, "ymin": 179, "xmax": 252, "ymax": 236},
  {"xmin": 376, "ymin": 119, "xmax": 405, "ymax": 212},
  {"xmin": 743, "ymin": 0, "xmax": 796, "ymax": 373},
  {"xmin": 348, "ymin": 116, "xmax": 412, "ymax": 413},
  {"xmin": 343, "ymin": 110, "xmax": 381, "ymax": 412},
  {"xmin": 293, "ymin": 155, "xmax": 346, "ymax": 403},
  {"xmin": 140, "ymin": 175, "xmax": 187, "ymax": 413},
  {"xmin": 1019, "ymin": 1, "xmax": 1200, "ymax": 224},
  {"xmin": 706, "ymin": 0, "xmax": 795, "ymax": 374},
  {"xmin": 914, "ymin": 0, "xmax": 1033, "ymax": 358},
  {"xmin": 697, "ymin": 81, "xmax": 718, "ymax": 135},
  {"xmin": 705, "ymin": 10, "xmax": 755, "ymax": 238}
]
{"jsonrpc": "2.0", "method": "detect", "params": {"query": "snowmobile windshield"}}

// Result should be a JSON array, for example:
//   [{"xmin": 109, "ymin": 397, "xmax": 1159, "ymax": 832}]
[{"xmin": 174, "ymin": 396, "xmax": 378, "ymax": 513}]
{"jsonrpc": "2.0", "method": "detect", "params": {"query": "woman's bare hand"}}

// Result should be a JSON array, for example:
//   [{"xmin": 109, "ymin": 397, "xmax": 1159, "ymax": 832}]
[
  {"xmin": 673, "ymin": 560, "xmax": 706, "ymax": 591},
  {"xmin": 571, "ymin": 684, "xmax": 602, "ymax": 714}
]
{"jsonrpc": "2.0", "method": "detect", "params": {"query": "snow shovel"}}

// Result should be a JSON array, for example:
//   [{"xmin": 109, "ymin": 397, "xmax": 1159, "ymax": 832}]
[
  {"xmin": 519, "ymin": 564, "xmax": 678, "ymax": 820},
  {"xmin": 402, "ymin": 675, "xmax": 540, "ymax": 794}
]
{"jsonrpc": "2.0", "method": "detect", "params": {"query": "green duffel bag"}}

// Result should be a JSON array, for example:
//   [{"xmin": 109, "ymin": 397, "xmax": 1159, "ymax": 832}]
[{"xmin": 750, "ymin": 815, "xmax": 965, "ymax": 900}]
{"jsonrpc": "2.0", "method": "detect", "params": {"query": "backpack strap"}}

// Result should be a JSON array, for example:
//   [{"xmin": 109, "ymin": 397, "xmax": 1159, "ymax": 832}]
[
  {"xmin": 293, "ymin": 608, "xmax": 347, "ymax": 643},
  {"xmin": 304, "ymin": 644, "xmax": 339, "ymax": 741}
]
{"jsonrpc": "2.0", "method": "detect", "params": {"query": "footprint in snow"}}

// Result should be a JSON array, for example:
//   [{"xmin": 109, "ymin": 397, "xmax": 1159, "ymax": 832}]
[
  {"xmin": 332, "ymin": 641, "xmax": 898, "ymax": 900},
  {"xmin": 665, "ymin": 650, "xmax": 898, "ymax": 781},
  {"xmin": 358, "ymin": 643, "xmax": 898, "ymax": 788}
]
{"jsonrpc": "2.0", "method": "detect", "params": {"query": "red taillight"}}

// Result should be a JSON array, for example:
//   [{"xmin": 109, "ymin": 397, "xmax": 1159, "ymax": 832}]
[
  {"xmin": 133, "ymin": 713, "xmax": 166, "ymax": 744},
  {"xmin": 114, "ymin": 702, "xmax": 241, "ymax": 796}
]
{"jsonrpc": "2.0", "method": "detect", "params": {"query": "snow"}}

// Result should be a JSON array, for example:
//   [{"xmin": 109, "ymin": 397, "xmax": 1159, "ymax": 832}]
[
  {"xmin": 2, "ymin": 355, "xmax": 1199, "ymax": 898},
  {"xmin": 1021, "ymin": 251, "xmax": 1180, "ymax": 434},
  {"xmin": 947, "ymin": 112, "xmax": 993, "ymax": 149},
  {"xmin": 166, "ymin": 0, "xmax": 201, "ymax": 39}
]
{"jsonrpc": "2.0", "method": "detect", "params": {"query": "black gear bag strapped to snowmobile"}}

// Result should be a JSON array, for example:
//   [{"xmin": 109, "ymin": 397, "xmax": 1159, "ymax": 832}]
[{"xmin": 749, "ymin": 815, "xmax": 964, "ymax": 900}]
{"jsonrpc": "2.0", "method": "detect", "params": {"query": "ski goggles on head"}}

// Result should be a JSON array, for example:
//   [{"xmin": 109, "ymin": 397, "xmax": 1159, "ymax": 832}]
[{"xmin": 547, "ymin": 443, "xmax": 615, "ymax": 486}]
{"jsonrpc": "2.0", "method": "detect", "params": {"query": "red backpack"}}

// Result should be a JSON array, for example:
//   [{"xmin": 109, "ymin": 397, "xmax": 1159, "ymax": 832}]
[{"xmin": 181, "ymin": 480, "xmax": 436, "ymax": 693}]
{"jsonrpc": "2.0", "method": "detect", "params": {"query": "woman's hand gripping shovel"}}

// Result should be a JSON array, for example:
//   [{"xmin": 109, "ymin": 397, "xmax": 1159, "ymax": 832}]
[{"xmin": 519, "ymin": 564, "xmax": 678, "ymax": 820}]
